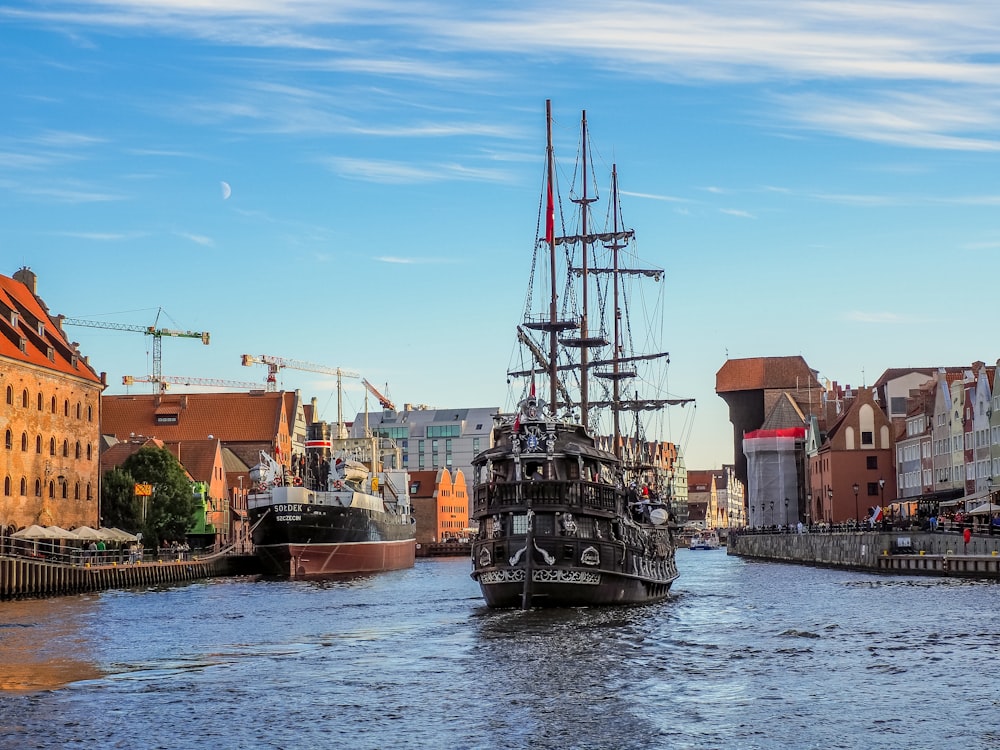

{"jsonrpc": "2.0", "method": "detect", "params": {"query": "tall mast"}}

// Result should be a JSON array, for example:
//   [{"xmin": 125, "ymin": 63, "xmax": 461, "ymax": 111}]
[
  {"xmin": 577, "ymin": 111, "xmax": 592, "ymax": 427},
  {"xmin": 546, "ymin": 100, "xmax": 559, "ymax": 414},
  {"xmin": 611, "ymin": 164, "xmax": 623, "ymax": 457}
]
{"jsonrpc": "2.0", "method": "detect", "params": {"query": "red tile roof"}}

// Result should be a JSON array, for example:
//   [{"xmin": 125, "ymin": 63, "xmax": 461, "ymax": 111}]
[
  {"xmin": 100, "ymin": 437, "xmax": 165, "ymax": 473},
  {"xmin": 165, "ymin": 439, "xmax": 220, "ymax": 484},
  {"xmin": 0, "ymin": 271, "xmax": 103, "ymax": 385},
  {"xmin": 102, "ymin": 391, "xmax": 288, "ymax": 443}
]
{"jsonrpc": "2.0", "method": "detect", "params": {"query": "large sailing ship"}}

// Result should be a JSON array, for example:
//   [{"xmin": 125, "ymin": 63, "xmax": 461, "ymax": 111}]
[{"xmin": 470, "ymin": 101, "xmax": 692, "ymax": 609}]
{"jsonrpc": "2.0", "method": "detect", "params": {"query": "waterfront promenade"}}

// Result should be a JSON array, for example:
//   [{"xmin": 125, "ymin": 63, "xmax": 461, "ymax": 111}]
[
  {"xmin": 0, "ymin": 545, "xmax": 256, "ymax": 599},
  {"xmin": 730, "ymin": 525, "xmax": 1000, "ymax": 578}
]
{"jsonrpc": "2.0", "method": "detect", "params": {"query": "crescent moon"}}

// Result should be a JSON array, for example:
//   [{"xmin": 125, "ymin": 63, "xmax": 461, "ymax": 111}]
[{"xmin": 220, "ymin": 181, "xmax": 232, "ymax": 200}]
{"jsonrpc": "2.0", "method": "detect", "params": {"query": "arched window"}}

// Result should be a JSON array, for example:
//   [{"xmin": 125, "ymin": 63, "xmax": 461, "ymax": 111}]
[
  {"xmin": 63, "ymin": 399, "xmax": 69, "ymax": 417},
  {"xmin": 36, "ymin": 393, "xmax": 41, "ymax": 410},
  {"xmin": 76, "ymin": 402, "xmax": 81, "ymax": 419},
  {"xmin": 35, "ymin": 435, "xmax": 41, "ymax": 454},
  {"xmin": 5, "ymin": 385, "xmax": 11, "ymax": 405},
  {"xmin": 48, "ymin": 480, "xmax": 54, "ymax": 498},
  {"xmin": 49, "ymin": 437, "xmax": 56, "ymax": 456},
  {"xmin": 75, "ymin": 441, "xmax": 81, "ymax": 459},
  {"xmin": 74, "ymin": 483, "xmax": 80, "ymax": 500},
  {"xmin": 19, "ymin": 477, "xmax": 26, "ymax": 496},
  {"xmin": 34, "ymin": 478, "xmax": 41, "ymax": 497},
  {"xmin": 3, "ymin": 477, "xmax": 9, "ymax": 497},
  {"xmin": 50, "ymin": 396, "xmax": 56, "ymax": 413},
  {"xmin": 86, "ymin": 483, "xmax": 92, "ymax": 501},
  {"xmin": 62, "ymin": 439, "xmax": 68, "ymax": 457},
  {"xmin": 87, "ymin": 405, "xmax": 93, "ymax": 422},
  {"xmin": 4, "ymin": 430, "xmax": 11, "ymax": 450},
  {"xmin": 20, "ymin": 432, "xmax": 27, "ymax": 451},
  {"xmin": 86, "ymin": 444, "xmax": 92, "ymax": 460},
  {"xmin": 22, "ymin": 389, "xmax": 28, "ymax": 408},
  {"xmin": 60, "ymin": 481, "xmax": 67, "ymax": 499}
]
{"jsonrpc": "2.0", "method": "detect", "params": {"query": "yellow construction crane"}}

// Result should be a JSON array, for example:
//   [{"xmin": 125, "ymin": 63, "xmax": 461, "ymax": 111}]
[
  {"xmin": 123, "ymin": 375, "xmax": 261, "ymax": 393},
  {"xmin": 61, "ymin": 309, "xmax": 209, "ymax": 393},
  {"xmin": 362, "ymin": 379, "xmax": 395, "ymax": 410}
]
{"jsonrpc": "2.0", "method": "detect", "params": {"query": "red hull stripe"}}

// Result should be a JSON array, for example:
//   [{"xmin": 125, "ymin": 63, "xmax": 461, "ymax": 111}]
[
  {"xmin": 266, "ymin": 539, "xmax": 416, "ymax": 577},
  {"xmin": 305, "ymin": 440, "xmax": 333, "ymax": 448}
]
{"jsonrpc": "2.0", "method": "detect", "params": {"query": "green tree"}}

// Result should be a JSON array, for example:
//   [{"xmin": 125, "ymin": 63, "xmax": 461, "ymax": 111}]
[
  {"xmin": 100, "ymin": 466, "xmax": 141, "ymax": 531},
  {"xmin": 102, "ymin": 446, "xmax": 198, "ymax": 547}
]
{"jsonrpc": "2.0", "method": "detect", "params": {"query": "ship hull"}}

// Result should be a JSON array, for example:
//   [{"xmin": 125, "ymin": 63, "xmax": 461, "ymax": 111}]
[
  {"xmin": 255, "ymin": 538, "xmax": 415, "ymax": 578},
  {"xmin": 473, "ymin": 558, "xmax": 676, "ymax": 608},
  {"xmin": 248, "ymin": 486, "xmax": 415, "ymax": 578},
  {"xmin": 471, "ymin": 522, "xmax": 678, "ymax": 609}
]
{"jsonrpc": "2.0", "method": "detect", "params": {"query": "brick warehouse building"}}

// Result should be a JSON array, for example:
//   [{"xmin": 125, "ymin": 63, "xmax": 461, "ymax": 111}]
[
  {"xmin": 716, "ymin": 356, "xmax": 826, "ymax": 487},
  {"xmin": 0, "ymin": 267, "xmax": 106, "ymax": 531}
]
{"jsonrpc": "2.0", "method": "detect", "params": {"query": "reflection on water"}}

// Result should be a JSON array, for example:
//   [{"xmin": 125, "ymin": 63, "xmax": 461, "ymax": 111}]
[
  {"xmin": 0, "ymin": 597, "xmax": 103, "ymax": 692},
  {"xmin": 2, "ymin": 555, "xmax": 1000, "ymax": 749}
]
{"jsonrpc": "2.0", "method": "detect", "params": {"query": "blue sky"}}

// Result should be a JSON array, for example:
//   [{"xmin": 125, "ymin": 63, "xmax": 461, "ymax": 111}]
[{"xmin": 4, "ymin": 1, "xmax": 1000, "ymax": 471}]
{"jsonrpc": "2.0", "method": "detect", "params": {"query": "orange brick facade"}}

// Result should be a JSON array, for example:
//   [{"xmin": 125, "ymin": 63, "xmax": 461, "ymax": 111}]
[{"xmin": 2, "ymin": 359, "xmax": 104, "ymax": 530}]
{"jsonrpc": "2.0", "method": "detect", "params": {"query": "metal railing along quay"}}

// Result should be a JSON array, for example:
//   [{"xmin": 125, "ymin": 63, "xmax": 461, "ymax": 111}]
[
  {"xmin": 728, "ymin": 524, "xmax": 1000, "ymax": 578},
  {"xmin": 0, "ymin": 540, "xmax": 246, "ymax": 599}
]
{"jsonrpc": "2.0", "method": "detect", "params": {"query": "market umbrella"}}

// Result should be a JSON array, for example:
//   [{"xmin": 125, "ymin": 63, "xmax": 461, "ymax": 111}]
[
  {"xmin": 43, "ymin": 526, "xmax": 80, "ymax": 540},
  {"xmin": 72, "ymin": 526, "xmax": 105, "ymax": 541},
  {"xmin": 101, "ymin": 527, "xmax": 139, "ymax": 542},
  {"xmin": 11, "ymin": 525, "xmax": 52, "ymax": 540}
]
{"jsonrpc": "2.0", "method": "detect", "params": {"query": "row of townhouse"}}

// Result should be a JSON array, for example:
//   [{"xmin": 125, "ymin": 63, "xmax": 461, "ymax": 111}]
[{"xmin": 893, "ymin": 362, "xmax": 1000, "ymax": 514}]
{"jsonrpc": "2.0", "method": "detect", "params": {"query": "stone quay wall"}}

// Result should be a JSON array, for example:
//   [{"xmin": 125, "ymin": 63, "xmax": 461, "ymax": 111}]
[{"xmin": 729, "ymin": 530, "xmax": 1000, "ymax": 578}]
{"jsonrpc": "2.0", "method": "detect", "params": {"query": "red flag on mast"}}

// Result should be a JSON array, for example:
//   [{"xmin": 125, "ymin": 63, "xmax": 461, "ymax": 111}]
[{"xmin": 545, "ymin": 178, "xmax": 554, "ymax": 245}]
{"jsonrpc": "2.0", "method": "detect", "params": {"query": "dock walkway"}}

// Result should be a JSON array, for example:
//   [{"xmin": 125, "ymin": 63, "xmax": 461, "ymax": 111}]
[
  {"xmin": 0, "ymin": 551, "xmax": 249, "ymax": 599},
  {"xmin": 730, "ymin": 528, "xmax": 1000, "ymax": 578}
]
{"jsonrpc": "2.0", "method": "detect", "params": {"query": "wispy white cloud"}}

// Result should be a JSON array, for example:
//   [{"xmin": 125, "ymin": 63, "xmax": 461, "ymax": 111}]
[
  {"xmin": 20, "ymin": 185, "xmax": 123, "ymax": 203},
  {"xmin": 775, "ymin": 90, "xmax": 1000, "ymax": 151},
  {"xmin": 10, "ymin": 1, "xmax": 1000, "ymax": 153},
  {"xmin": 374, "ymin": 255, "xmax": 454, "ymax": 264},
  {"xmin": 622, "ymin": 189, "xmax": 689, "ymax": 203},
  {"xmin": 28, "ymin": 130, "xmax": 105, "ymax": 148},
  {"xmin": 720, "ymin": 208, "xmax": 754, "ymax": 218},
  {"xmin": 174, "ymin": 231, "xmax": 214, "ymax": 247},
  {"xmin": 53, "ymin": 230, "xmax": 147, "ymax": 241},
  {"xmin": 842, "ymin": 310, "xmax": 913, "ymax": 324},
  {"xmin": 324, "ymin": 156, "xmax": 510, "ymax": 184}
]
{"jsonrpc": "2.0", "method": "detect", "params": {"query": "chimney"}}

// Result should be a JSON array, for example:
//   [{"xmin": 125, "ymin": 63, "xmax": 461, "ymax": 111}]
[{"xmin": 12, "ymin": 266, "xmax": 37, "ymax": 295}]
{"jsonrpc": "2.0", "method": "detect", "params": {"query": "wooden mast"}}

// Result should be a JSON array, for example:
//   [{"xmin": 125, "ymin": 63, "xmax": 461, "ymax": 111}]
[
  {"xmin": 578, "ymin": 111, "xmax": 592, "ymax": 428},
  {"xmin": 611, "ymin": 164, "xmax": 622, "ymax": 458},
  {"xmin": 545, "ymin": 99, "xmax": 559, "ymax": 416}
]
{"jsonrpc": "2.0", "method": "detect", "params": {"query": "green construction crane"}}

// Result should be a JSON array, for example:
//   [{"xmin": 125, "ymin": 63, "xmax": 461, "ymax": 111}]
[{"xmin": 61, "ymin": 309, "xmax": 209, "ymax": 391}]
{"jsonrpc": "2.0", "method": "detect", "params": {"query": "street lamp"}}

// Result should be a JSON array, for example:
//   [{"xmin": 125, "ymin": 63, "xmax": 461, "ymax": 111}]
[
  {"xmin": 853, "ymin": 482, "xmax": 860, "ymax": 527},
  {"xmin": 879, "ymin": 477, "xmax": 886, "ymax": 529},
  {"xmin": 784, "ymin": 497, "xmax": 789, "ymax": 527},
  {"xmin": 827, "ymin": 488, "xmax": 833, "ymax": 527},
  {"xmin": 806, "ymin": 492, "xmax": 812, "ymax": 528},
  {"xmin": 769, "ymin": 500, "xmax": 774, "ymax": 528}
]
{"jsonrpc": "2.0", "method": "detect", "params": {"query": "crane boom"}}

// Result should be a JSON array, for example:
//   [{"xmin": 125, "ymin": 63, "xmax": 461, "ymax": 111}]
[
  {"xmin": 61, "ymin": 312, "xmax": 209, "ymax": 392},
  {"xmin": 123, "ymin": 374, "xmax": 261, "ymax": 393},
  {"xmin": 240, "ymin": 353, "xmax": 360, "ymax": 391},
  {"xmin": 362, "ymin": 379, "xmax": 395, "ymax": 410}
]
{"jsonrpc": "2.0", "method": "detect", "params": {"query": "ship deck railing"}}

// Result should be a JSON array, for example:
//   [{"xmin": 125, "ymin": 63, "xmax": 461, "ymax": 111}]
[{"xmin": 473, "ymin": 479, "xmax": 618, "ymax": 516}]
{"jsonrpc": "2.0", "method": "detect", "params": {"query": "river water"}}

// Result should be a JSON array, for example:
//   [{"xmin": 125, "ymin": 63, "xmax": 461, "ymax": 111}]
[{"xmin": 0, "ymin": 550, "xmax": 998, "ymax": 750}]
